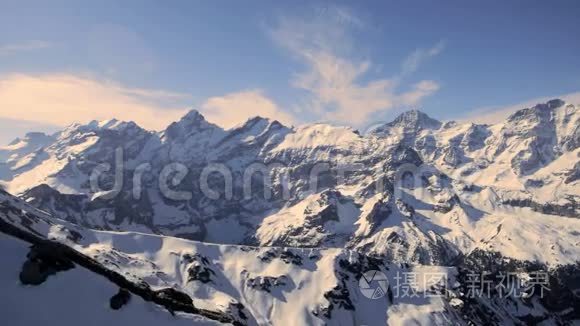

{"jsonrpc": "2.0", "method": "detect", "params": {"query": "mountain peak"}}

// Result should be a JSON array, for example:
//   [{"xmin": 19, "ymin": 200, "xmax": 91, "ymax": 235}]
[
  {"xmin": 85, "ymin": 119, "xmax": 143, "ymax": 132},
  {"xmin": 370, "ymin": 109, "xmax": 441, "ymax": 136},
  {"xmin": 163, "ymin": 109, "xmax": 222, "ymax": 141},
  {"xmin": 3, "ymin": 131, "xmax": 55, "ymax": 149},
  {"xmin": 391, "ymin": 110, "xmax": 442, "ymax": 130},
  {"xmin": 24, "ymin": 131, "xmax": 50, "ymax": 139},
  {"xmin": 180, "ymin": 109, "xmax": 206, "ymax": 123},
  {"xmin": 546, "ymin": 98, "xmax": 565, "ymax": 109},
  {"xmin": 507, "ymin": 99, "xmax": 566, "ymax": 123},
  {"xmin": 225, "ymin": 116, "xmax": 269, "ymax": 129}
]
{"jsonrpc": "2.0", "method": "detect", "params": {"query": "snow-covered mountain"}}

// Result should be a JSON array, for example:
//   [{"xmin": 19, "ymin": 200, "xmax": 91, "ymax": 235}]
[
  {"xmin": 0, "ymin": 131, "xmax": 56, "ymax": 181},
  {"xmin": 2, "ymin": 99, "xmax": 577, "ymax": 260},
  {"xmin": 1, "ymin": 188, "xmax": 578, "ymax": 325},
  {"xmin": 0, "ymin": 99, "xmax": 579, "ymax": 325}
]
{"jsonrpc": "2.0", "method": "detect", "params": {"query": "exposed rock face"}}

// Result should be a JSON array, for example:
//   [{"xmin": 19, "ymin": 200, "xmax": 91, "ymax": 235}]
[
  {"xmin": 363, "ymin": 198, "xmax": 392, "ymax": 233},
  {"xmin": 247, "ymin": 275, "xmax": 288, "ymax": 292},
  {"xmin": 22, "ymin": 184, "xmax": 87, "ymax": 223},
  {"xmin": 455, "ymin": 249, "xmax": 580, "ymax": 324},
  {"xmin": 502, "ymin": 196, "xmax": 579, "ymax": 218},
  {"xmin": 0, "ymin": 208, "xmax": 243, "ymax": 325},
  {"xmin": 153, "ymin": 288, "xmax": 194, "ymax": 308},
  {"xmin": 304, "ymin": 191, "xmax": 342, "ymax": 228},
  {"xmin": 258, "ymin": 248, "xmax": 303, "ymax": 266},
  {"xmin": 461, "ymin": 124, "xmax": 492, "ymax": 151},
  {"xmin": 565, "ymin": 161, "xmax": 580, "ymax": 184},
  {"xmin": 109, "ymin": 288, "xmax": 131, "ymax": 310},
  {"xmin": 433, "ymin": 194, "xmax": 460, "ymax": 213},
  {"xmin": 319, "ymin": 285, "xmax": 355, "ymax": 318},
  {"xmin": 495, "ymin": 99, "xmax": 567, "ymax": 175},
  {"xmin": 19, "ymin": 243, "xmax": 75, "ymax": 285},
  {"xmin": 183, "ymin": 253, "xmax": 215, "ymax": 283},
  {"xmin": 370, "ymin": 109, "xmax": 443, "ymax": 140}
]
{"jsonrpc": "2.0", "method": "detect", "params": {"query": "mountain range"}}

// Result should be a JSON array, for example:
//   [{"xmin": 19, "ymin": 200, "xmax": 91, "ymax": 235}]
[{"xmin": 0, "ymin": 99, "xmax": 578, "ymax": 325}]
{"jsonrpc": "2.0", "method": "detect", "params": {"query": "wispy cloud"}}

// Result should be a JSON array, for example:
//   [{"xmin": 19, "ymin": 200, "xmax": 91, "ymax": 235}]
[
  {"xmin": 0, "ymin": 40, "xmax": 52, "ymax": 55},
  {"xmin": 0, "ymin": 73, "xmax": 190, "ymax": 130},
  {"xmin": 0, "ymin": 73, "xmax": 296, "ymax": 134},
  {"xmin": 201, "ymin": 90, "xmax": 296, "ymax": 129},
  {"xmin": 314, "ymin": 4, "xmax": 367, "ymax": 29},
  {"xmin": 105, "ymin": 84, "xmax": 190, "ymax": 101},
  {"xmin": 269, "ymin": 6, "xmax": 442, "ymax": 126},
  {"xmin": 398, "ymin": 80, "xmax": 441, "ymax": 106},
  {"xmin": 401, "ymin": 41, "xmax": 445, "ymax": 76}
]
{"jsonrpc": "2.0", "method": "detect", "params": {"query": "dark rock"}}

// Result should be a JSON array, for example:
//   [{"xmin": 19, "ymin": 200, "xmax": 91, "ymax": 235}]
[
  {"xmin": 280, "ymin": 250, "xmax": 303, "ymax": 265},
  {"xmin": 338, "ymin": 255, "xmax": 384, "ymax": 279},
  {"xmin": 364, "ymin": 199, "xmax": 391, "ymax": 233},
  {"xmin": 259, "ymin": 248, "xmax": 303, "ymax": 266},
  {"xmin": 110, "ymin": 288, "xmax": 131, "ymax": 310},
  {"xmin": 385, "ymin": 145, "xmax": 423, "ymax": 171},
  {"xmin": 227, "ymin": 301, "xmax": 248, "ymax": 321},
  {"xmin": 564, "ymin": 162, "xmax": 580, "ymax": 184},
  {"xmin": 153, "ymin": 288, "xmax": 193, "ymax": 309},
  {"xmin": 184, "ymin": 253, "xmax": 215, "ymax": 283},
  {"xmin": 304, "ymin": 204, "xmax": 338, "ymax": 228},
  {"xmin": 524, "ymin": 179, "xmax": 544, "ymax": 188},
  {"xmin": 247, "ymin": 275, "xmax": 288, "ymax": 292},
  {"xmin": 454, "ymin": 249, "xmax": 580, "ymax": 324},
  {"xmin": 502, "ymin": 196, "xmax": 579, "ymax": 218},
  {"xmin": 322, "ymin": 284, "xmax": 355, "ymax": 316},
  {"xmin": 461, "ymin": 124, "xmax": 491, "ymax": 152},
  {"xmin": 0, "ymin": 216, "xmax": 240, "ymax": 325},
  {"xmin": 386, "ymin": 231, "xmax": 408, "ymax": 246},
  {"xmin": 188, "ymin": 264, "xmax": 215, "ymax": 283},
  {"xmin": 19, "ymin": 243, "xmax": 75, "ymax": 285},
  {"xmin": 433, "ymin": 194, "xmax": 461, "ymax": 213}
]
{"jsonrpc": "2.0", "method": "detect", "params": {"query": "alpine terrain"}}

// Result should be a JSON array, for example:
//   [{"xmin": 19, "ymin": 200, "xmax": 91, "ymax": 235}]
[{"xmin": 1, "ymin": 99, "xmax": 579, "ymax": 325}]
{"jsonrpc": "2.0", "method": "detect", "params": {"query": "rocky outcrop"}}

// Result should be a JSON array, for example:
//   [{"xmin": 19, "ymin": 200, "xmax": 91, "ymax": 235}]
[
  {"xmin": 0, "ymin": 216, "xmax": 244, "ymax": 325},
  {"xmin": 363, "ymin": 198, "xmax": 391, "ymax": 233},
  {"xmin": 565, "ymin": 161, "xmax": 580, "ymax": 184},
  {"xmin": 318, "ymin": 285, "xmax": 355, "ymax": 319},
  {"xmin": 454, "ymin": 249, "xmax": 580, "ymax": 325},
  {"xmin": 258, "ymin": 248, "xmax": 303, "ymax": 266},
  {"xmin": 433, "ymin": 194, "xmax": 460, "ymax": 213},
  {"xmin": 183, "ymin": 253, "xmax": 215, "ymax": 283},
  {"xmin": 19, "ymin": 243, "xmax": 75, "ymax": 285},
  {"xmin": 502, "ymin": 196, "xmax": 579, "ymax": 218},
  {"xmin": 109, "ymin": 288, "xmax": 131, "ymax": 310},
  {"xmin": 247, "ymin": 275, "xmax": 288, "ymax": 292}
]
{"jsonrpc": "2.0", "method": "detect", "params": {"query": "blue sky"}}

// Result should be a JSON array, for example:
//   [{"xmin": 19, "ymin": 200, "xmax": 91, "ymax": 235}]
[{"xmin": 1, "ymin": 0, "xmax": 579, "ymax": 143}]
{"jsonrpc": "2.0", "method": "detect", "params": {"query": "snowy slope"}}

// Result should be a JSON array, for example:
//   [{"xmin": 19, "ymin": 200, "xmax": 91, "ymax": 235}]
[
  {"xmin": 0, "ymin": 189, "xmax": 464, "ymax": 326},
  {"xmin": 0, "ymin": 233, "xmax": 220, "ymax": 326},
  {"xmin": 2, "ymin": 183, "xmax": 578, "ymax": 325}
]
